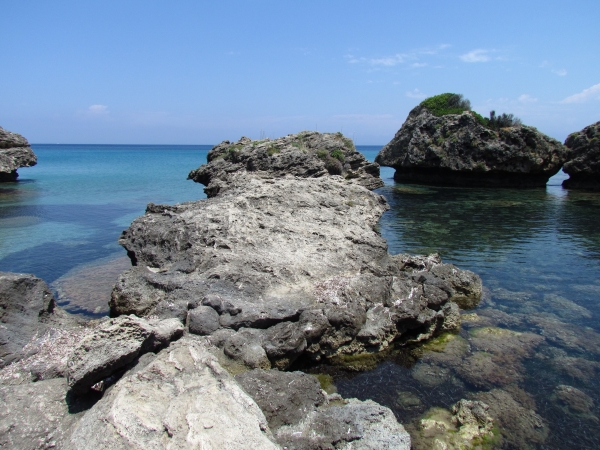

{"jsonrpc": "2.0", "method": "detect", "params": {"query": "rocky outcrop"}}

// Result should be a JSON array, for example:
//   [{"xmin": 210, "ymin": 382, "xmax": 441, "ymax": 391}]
[
  {"xmin": 0, "ymin": 272, "xmax": 80, "ymax": 370},
  {"xmin": 562, "ymin": 121, "xmax": 600, "ymax": 190},
  {"xmin": 112, "ymin": 133, "xmax": 482, "ymax": 369},
  {"xmin": 66, "ymin": 315, "xmax": 184, "ymax": 395},
  {"xmin": 0, "ymin": 126, "xmax": 37, "ymax": 181},
  {"xmin": 188, "ymin": 131, "xmax": 384, "ymax": 196},
  {"xmin": 236, "ymin": 368, "xmax": 411, "ymax": 449},
  {"xmin": 66, "ymin": 337, "xmax": 281, "ymax": 449},
  {"xmin": 375, "ymin": 106, "xmax": 568, "ymax": 187}
]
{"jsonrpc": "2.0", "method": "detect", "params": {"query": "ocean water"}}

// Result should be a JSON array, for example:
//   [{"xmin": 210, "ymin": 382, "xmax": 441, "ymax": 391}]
[{"xmin": 1, "ymin": 144, "xmax": 600, "ymax": 448}]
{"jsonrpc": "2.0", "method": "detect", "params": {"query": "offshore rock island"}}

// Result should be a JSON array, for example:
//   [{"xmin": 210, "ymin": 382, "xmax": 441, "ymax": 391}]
[
  {"xmin": 376, "ymin": 94, "xmax": 568, "ymax": 187},
  {"xmin": 0, "ymin": 126, "xmax": 37, "ymax": 181},
  {"xmin": 562, "ymin": 120, "xmax": 600, "ymax": 190},
  {"xmin": 0, "ymin": 132, "xmax": 484, "ymax": 449}
]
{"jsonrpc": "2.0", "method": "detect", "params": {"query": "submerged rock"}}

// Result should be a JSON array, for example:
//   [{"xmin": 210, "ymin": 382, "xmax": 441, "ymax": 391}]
[
  {"xmin": 236, "ymin": 368, "xmax": 411, "ymax": 449},
  {"xmin": 375, "ymin": 105, "xmax": 567, "ymax": 187},
  {"xmin": 0, "ymin": 126, "xmax": 37, "ymax": 181},
  {"xmin": 112, "ymin": 133, "xmax": 482, "ymax": 368},
  {"xmin": 563, "ymin": 121, "xmax": 600, "ymax": 190}
]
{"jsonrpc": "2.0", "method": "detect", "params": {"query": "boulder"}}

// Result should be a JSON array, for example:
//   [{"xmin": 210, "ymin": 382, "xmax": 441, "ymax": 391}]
[
  {"xmin": 563, "ymin": 120, "xmax": 600, "ymax": 190},
  {"xmin": 0, "ymin": 272, "xmax": 79, "ymax": 370},
  {"xmin": 66, "ymin": 315, "xmax": 184, "ymax": 394},
  {"xmin": 0, "ymin": 126, "xmax": 37, "ymax": 181},
  {"xmin": 236, "ymin": 369, "xmax": 411, "ymax": 449},
  {"xmin": 65, "ymin": 337, "xmax": 280, "ymax": 449},
  {"xmin": 111, "ymin": 133, "xmax": 482, "ymax": 367},
  {"xmin": 375, "ymin": 105, "xmax": 568, "ymax": 187}
]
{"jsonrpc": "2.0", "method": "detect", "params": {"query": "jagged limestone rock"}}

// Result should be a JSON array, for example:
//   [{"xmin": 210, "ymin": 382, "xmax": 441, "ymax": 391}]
[{"xmin": 0, "ymin": 127, "xmax": 37, "ymax": 181}]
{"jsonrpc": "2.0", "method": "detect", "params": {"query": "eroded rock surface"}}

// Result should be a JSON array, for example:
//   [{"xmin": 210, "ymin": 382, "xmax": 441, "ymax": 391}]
[
  {"xmin": 563, "ymin": 120, "xmax": 600, "ymax": 190},
  {"xmin": 0, "ymin": 126, "xmax": 37, "ymax": 181},
  {"xmin": 188, "ymin": 132, "xmax": 384, "ymax": 196},
  {"xmin": 112, "ymin": 134, "xmax": 482, "ymax": 368},
  {"xmin": 0, "ymin": 272, "xmax": 80, "ymax": 370},
  {"xmin": 375, "ymin": 106, "xmax": 567, "ymax": 187},
  {"xmin": 66, "ymin": 337, "xmax": 280, "ymax": 450},
  {"xmin": 236, "ymin": 368, "xmax": 411, "ymax": 449},
  {"xmin": 66, "ymin": 315, "xmax": 184, "ymax": 394}
]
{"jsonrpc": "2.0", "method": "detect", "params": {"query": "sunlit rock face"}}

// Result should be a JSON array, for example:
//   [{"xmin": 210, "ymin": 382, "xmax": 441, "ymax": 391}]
[
  {"xmin": 0, "ymin": 127, "xmax": 37, "ymax": 182},
  {"xmin": 563, "ymin": 120, "xmax": 600, "ymax": 190},
  {"xmin": 111, "ymin": 132, "xmax": 482, "ymax": 370},
  {"xmin": 375, "ymin": 106, "xmax": 568, "ymax": 187}
]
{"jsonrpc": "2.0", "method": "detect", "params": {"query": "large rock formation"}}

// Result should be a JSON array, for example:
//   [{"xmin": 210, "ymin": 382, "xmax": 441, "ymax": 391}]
[
  {"xmin": 188, "ymin": 131, "xmax": 384, "ymax": 195},
  {"xmin": 0, "ymin": 126, "xmax": 37, "ymax": 181},
  {"xmin": 375, "ymin": 105, "xmax": 568, "ymax": 187},
  {"xmin": 562, "ymin": 121, "xmax": 600, "ymax": 190},
  {"xmin": 112, "ymin": 132, "xmax": 482, "ymax": 370}
]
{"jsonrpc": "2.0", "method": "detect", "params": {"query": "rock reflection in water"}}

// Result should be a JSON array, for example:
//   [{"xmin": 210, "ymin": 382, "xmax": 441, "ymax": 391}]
[{"xmin": 334, "ymin": 180, "xmax": 600, "ymax": 449}]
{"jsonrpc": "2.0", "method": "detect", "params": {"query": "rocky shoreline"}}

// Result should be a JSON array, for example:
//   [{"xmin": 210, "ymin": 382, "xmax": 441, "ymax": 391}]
[{"xmin": 0, "ymin": 132, "xmax": 486, "ymax": 449}]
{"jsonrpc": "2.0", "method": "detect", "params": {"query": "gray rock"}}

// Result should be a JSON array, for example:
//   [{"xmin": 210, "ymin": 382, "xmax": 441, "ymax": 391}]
[
  {"xmin": 188, "ymin": 305, "xmax": 221, "ymax": 335},
  {"xmin": 0, "ymin": 272, "xmax": 79, "ymax": 370},
  {"xmin": 223, "ymin": 328, "xmax": 271, "ymax": 369},
  {"xmin": 0, "ymin": 127, "xmax": 37, "ymax": 181},
  {"xmin": 375, "ymin": 106, "xmax": 567, "ymax": 187},
  {"xmin": 66, "ymin": 337, "xmax": 280, "ymax": 449},
  {"xmin": 563, "ymin": 121, "xmax": 600, "ymax": 190},
  {"xmin": 0, "ymin": 378, "xmax": 82, "ymax": 449},
  {"xmin": 188, "ymin": 131, "xmax": 384, "ymax": 196},
  {"xmin": 112, "ymin": 133, "xmax": 482, "ymax": 366},
  {"xmin": 66, "ymin": 315, "xmax": 183, "ymax": 394},
  {"xmin": 236, "ymin": 369, "xmax": 411, "ymax": 449}
]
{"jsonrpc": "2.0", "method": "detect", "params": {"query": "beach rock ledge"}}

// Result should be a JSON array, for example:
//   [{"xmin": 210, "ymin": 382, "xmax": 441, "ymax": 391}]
[
  {"xmin": 562, "ymin": 120, "xmax": 600, "ymax": 190},
  {"xmin": 0, "ymin": 126, "xmax": 37, "ymax": 181},
  {"xmin": 375, "ymin": 105, "xmax": 568, "ymax": 187},
  {"xmin": 112, "ymin": 132, "xmax": 482, "ymax": 370}
]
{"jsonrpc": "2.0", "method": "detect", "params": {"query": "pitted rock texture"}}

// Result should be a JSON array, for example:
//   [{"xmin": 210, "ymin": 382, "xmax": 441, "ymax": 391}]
[
  {"xmin": 112, "ymin": 135, "xmax": 482, "ymax": 369},
  {"xmin": 563, "ymin": 121, "xmax": 600, "ymax": 190},
  {"xmin": 66, "ymin": 315, "xmax": 184, "ymax": 394},
  {"xmin": 375, "ymin": 106, "xmax": 568, "ymax": 187},
  {"xmin": 0, "ymin": 272, "xmax": 79, "ymax": 369},
  {"xmin": 236, "ymin": 369, "xmax": 411, "ymax": 449},
  {"xmin": 0, "ymin": 126, "xmax": 37, "ymax": 181},
  {"xmin": 66, "ymin": 337, "xmax": 280, "ymax": 450},
  {"xmin": 188, "ymin": 131, "xmax": 384, "ymax": 196}
]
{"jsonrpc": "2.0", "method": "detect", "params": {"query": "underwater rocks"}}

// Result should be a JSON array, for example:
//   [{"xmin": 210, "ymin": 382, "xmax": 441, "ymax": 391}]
[
  {"xmin": 236, "ymin": 368, "xmax": 411, "ymax": 449},
  {"xmin": 112, "ymin": 134, "xmax": 482, "ymax": 368},
  {"xmin": 563, "ymin": 120, "xmax": 600, "ymax": 190},
  {"xmin": 188, "ymin": 131, "xmax": 384, "ymax": 196},
  {"xmin": 0, "ymin": 126, "xmax": 37, "ymax": 181},
  {"xmin": 375, "ymin": 105, "xmax": 567, "ymax": 187}
]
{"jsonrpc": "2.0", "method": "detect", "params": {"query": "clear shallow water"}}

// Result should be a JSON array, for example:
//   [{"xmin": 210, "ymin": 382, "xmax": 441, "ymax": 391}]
[{"xmin": 2, "ymin": 145, "xmax": 600, "ymax": 448}]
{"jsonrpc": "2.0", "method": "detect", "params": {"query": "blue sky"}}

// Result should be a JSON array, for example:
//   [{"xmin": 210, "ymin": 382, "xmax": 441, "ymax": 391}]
[{"xmin": 1, "ymin": 0, "xmax": 598, "ymax": 144}]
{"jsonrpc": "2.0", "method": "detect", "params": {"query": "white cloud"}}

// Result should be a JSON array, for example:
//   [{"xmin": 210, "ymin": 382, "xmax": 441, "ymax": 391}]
[
  {"xmin": 552, "ymin": 69, "xmax": 567, "ymax": 77},
  {"xmin": 370, "ymin": 54, "xmax": 407, "ymax": 66},
  {"xmin": 560, "ymin": 83, "xmax": 600, "ymax": 103},
  {"xmin": 518, "ymin": 94, "xmax": 538, "ymax": 103},
  {"xmin": 88, "ymin": 104, "xmax": 109, "ymax": 114},
  {"xmin": 460, "ymin": 49, "xmax": 491, "ymax": 63},
  {"xmin": 406, "ymin": 88, "xmax": 427, "ymax": 99},
  {"xmin": 346, "ymin": 44, "xmax": 450, "ymax": 68}
]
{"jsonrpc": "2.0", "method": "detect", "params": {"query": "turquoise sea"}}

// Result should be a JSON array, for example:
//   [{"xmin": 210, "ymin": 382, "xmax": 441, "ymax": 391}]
[{"xmin": 1, "ymin": 144, "xmax": 599, "ymax": 448}]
